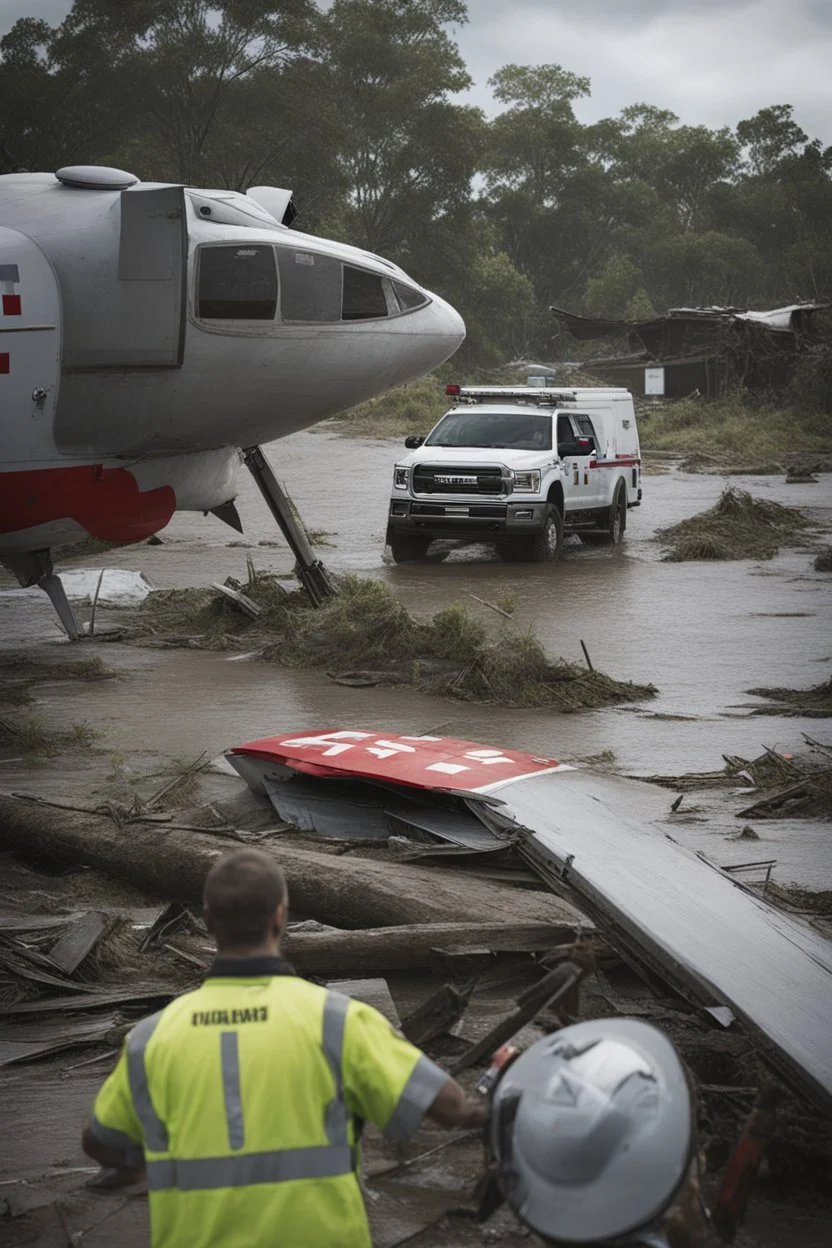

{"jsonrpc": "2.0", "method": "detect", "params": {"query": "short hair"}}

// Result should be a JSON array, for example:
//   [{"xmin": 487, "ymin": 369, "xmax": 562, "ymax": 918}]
[{"xmin": 203, "ymin": 849, "xmax": 287, "ymax": 948}]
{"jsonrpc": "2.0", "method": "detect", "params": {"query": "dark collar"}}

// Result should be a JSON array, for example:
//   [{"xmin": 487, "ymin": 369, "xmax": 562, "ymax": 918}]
[{"xmin": 206, "ymin": 954, "xmax": 295, "ymax": 979}]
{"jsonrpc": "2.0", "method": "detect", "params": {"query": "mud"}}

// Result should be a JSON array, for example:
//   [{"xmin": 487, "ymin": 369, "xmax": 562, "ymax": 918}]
[{"xmin": 2, "ymin": 430, "xmax": 832, "ymax": 1246}]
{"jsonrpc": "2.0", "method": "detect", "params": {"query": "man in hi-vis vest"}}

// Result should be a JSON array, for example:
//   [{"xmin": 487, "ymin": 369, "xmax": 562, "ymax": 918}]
[{"xmin": 82, "ymin": 848, "xmax": 486, "ymax": 1247}]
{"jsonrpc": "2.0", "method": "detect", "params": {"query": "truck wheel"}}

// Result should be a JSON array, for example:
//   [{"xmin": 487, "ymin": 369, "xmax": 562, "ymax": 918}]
[
  {"xmin": 389, "ymin": 534, "xmax": 431, "ymax": 563},
  {"xmin": 606, "ymin": 483, "xmax": 627, "ymax": 544},
  {"xmin": 525, "ymin": 507, "xmax": 564, "ymax": 563}
]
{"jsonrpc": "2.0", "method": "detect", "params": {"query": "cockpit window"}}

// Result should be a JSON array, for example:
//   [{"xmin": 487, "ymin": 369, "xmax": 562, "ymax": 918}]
[
  {"xmin": 198, "ymin": 245, "xmax": 277, "ymax": 320},
  {"xmin": 278, "ymin": 248, "xmax": 341, "ymax": 323},
  {"xmin": 392, "ymin": 281, "xmax": 428, "ymax": 311},
  {"xmin": 342, "ymin": 266, "xmax": 388, "ymax": 320}
]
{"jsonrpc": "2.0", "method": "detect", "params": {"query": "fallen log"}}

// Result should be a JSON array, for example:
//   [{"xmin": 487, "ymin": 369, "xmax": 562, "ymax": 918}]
[
  {"xmin": 284, "ymin": 921, "xmax": 586, "ymax": 973},
  {"xmin": 0, "ymin": 796, "xmax": 585, "ymax": 931}
]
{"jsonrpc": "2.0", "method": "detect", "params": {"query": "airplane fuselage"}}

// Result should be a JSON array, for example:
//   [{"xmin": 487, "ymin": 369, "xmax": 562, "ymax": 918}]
[{"xmin": 0, "ymin": 168, "xmax": 464, "ymax": 557}]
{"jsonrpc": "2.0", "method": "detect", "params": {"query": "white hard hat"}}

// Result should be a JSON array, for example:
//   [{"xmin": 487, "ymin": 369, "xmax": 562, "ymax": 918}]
[{"xmin": 489, "ymin": 1018, "xmax": 693, "ymax": 1244}]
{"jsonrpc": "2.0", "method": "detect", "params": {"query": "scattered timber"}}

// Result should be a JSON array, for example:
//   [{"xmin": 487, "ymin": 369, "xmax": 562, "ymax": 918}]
[
  {"xmin": 0, "ymin": 796, "xmax": 585, "ymax": 930},
  {"xmin": 284, "ymin": 921, "xmax": 587, "ymax": 973},
  {"xmin": 401, "ymin": 983, "xmax": 471, "ymax": 1046},
  {"xmin": 451, "ymin": 949, "xmax": 594, "ymax": 1074}
]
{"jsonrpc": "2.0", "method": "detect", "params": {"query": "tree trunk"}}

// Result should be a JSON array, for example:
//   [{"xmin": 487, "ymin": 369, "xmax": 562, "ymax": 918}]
[
  {"xmin": 284, "ymin": 921, "xmax": 585, "ymax": 974},
  {"xmin": 0, "ymin": 797, "xmax": 584, "ymax": 931}
]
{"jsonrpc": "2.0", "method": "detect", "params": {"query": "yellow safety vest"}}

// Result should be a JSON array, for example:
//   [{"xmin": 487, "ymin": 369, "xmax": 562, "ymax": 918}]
[{"xmin": 89, "ymin": 957, "xmax": 448, "ymax": 1248}]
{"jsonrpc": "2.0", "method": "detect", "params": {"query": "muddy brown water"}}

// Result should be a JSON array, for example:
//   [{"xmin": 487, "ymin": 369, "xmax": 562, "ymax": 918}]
[
  {"xmin": 1, "ymin": 429, "xmax": 831, "ymax": 1242},
  {"xmin": 1, "ymin": 427, "xmax": 831, "ymax": 890}
]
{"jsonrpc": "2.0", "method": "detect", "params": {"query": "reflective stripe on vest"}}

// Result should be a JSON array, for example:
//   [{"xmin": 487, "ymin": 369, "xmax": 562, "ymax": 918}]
[
  {"xmin": 126, "ymin": 1010, "xmax": 169, "ymax": 1152},
  {"xmin": 128, "ymin": 989, "xmax": 355, "ymax": 1191},
  {"xmin": 146, "ymin": 1144, "xmax": 354, "ymax": 1191},
  {"xmin": 321, "ymin": 991, "xmax": 351, "ymax": 1147}
]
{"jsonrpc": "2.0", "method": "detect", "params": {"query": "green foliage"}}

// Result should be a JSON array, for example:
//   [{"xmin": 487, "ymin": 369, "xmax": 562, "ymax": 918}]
[
  {"xmin": 331, "ymin": 374, "xmax": 447, "ymax": 438},
  {"xmin": 657, "ymin": 487, "xmax": 810, "ymax": 562},
  {"xmin": 2, "ymin": 7, "xmax": 832, "ymax": 369},
  {"xmin": 639, "ymin": 393, "xmax": 831, "ymax": 459}
]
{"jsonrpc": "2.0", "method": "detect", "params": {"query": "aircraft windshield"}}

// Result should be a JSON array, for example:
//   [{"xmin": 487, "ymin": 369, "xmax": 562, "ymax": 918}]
[{"xmin": 426, "ymin": 411, "xmax": 553, "ymax": 451}]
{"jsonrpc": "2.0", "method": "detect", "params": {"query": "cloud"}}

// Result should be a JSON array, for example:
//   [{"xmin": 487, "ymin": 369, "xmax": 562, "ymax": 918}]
[
  {"xmin": 1, "ymin": 0, "xmax": 830, "ymax": 142},
  {"xmin": 457, "ymin": 0, "xmax": 832, "ymax": 141}
]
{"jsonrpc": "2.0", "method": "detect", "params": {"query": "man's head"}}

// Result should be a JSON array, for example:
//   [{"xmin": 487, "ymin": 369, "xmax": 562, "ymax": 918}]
[{"xmin": 203, "ymin": 849, "xmax": 288, "ymax": 954}]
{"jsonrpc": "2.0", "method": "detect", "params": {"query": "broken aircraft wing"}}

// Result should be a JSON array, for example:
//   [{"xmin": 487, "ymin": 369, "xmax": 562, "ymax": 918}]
[{"xmin": 229, "ymin": 730, "xmax": 832, "ymax": 1113}]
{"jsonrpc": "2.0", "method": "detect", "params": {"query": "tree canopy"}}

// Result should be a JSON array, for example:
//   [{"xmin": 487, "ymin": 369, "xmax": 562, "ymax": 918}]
[{"xmin": 2, "ymin": 0, "xmax": 830, "ymax": 367}]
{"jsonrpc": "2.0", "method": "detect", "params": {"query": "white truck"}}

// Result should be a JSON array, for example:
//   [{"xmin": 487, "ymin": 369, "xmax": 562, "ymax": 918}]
[{"xmin": 386, "ymin": 384, "xmax": 642, "ymax": 563}]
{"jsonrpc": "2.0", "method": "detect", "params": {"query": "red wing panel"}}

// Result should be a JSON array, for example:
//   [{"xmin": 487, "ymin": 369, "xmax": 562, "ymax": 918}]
[
  {"xmin": 229, "ymin": 730, "xmax": 565, "ymax": 794},
  {"xmin": 0, "ymin": 465, "xmax": 175, "ymax": 543}
]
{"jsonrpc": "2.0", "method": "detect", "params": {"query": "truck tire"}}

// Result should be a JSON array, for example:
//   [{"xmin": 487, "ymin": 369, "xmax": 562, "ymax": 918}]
[
  {"xmin": 580, "ymin": 482, "xmax": 627, "ymax": 545},
  {"xmin": 389, "ymin": 534, "xmax": 431, "ymax": 563},
  {"xmin": 504, "ymin": 506, "xmax": 563, "ymax": 563},
  {"xmin": 605, "ymin": 482, "xmax": 627, "ymax": 544}
]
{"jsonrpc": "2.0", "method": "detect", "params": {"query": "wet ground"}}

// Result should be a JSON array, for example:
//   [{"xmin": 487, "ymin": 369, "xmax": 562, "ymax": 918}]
[
  {"xmin": 1, "ymin": 429, "xmax": 831, "ymax": 1245},
  {"xmin": 2, "ymin": 427, "xmax": 830, "ymax": 886}
]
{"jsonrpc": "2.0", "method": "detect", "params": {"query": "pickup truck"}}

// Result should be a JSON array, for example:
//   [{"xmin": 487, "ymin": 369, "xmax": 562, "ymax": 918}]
[{"xmin": 386, "ymin": 384, "xmax": 642, "ymax": 562}]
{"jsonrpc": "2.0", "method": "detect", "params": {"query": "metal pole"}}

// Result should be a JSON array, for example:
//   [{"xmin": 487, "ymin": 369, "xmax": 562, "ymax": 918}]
[{"xmin": 241, "ymin": 446, "xmax": 337, "ymax": 607}]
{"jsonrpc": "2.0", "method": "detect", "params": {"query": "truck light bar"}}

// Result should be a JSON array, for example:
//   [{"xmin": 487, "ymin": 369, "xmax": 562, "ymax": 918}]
[{"xmin": 447, "ymin": 385, "xmax": 578, "ymax": 406}]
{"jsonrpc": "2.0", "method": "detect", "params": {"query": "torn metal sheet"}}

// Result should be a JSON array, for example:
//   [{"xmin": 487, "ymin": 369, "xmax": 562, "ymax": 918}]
[
  {"xmin": 384, "ymin": 807, "xmax": 503, "ymax": 852},
  {"xmin": 264, "ymin": 777, "xmax": 391, "ymax": 839},
  {"xmin": 228, "ymin": 730, "xmax": 568, "ymax": 794},
  {"xmin": 494, "ymin": 769, "xmax": 832, "ymax": 1113}
]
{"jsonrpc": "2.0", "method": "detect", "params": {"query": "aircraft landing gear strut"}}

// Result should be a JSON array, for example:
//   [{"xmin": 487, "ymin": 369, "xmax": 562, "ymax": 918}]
[
  {"xmin": 5, "ymin": 549, "xmax": 84, "ymax": 640},
  {"xmin": 242, "ymin": 445, "xmax": 338, "ymax": 607}
]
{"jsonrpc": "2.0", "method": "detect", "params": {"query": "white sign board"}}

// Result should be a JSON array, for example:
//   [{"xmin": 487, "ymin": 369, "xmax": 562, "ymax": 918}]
[{"xmin": 644, "ymin": 367, "xmax": 665, "ymax": 396}]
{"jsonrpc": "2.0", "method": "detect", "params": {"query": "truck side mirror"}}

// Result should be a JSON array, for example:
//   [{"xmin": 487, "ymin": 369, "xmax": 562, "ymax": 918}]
[{"xmin": 404, "ymin": 434, "xmax": 425, "ymax": 449}]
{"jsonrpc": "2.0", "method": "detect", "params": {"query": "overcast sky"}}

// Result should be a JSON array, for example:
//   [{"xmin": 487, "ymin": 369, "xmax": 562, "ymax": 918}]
[{"xmin": 2, "ymin": 0, "xmax": 830, "ymax": 143}]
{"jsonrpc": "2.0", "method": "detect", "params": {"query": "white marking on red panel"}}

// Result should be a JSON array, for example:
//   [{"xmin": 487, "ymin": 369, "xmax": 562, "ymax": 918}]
[
  {"xmin": 0, "ymin": 263, "xmax": 21, "ymax": 317},
  {"xmin": 231, "ymin": 730, "xmax": 572, "ymax": 793}
]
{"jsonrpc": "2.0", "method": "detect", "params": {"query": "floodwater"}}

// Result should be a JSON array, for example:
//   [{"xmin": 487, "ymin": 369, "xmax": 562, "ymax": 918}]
[{"xmin": 2, "ymin": 427, "xmax": 831, "ymax": 887}]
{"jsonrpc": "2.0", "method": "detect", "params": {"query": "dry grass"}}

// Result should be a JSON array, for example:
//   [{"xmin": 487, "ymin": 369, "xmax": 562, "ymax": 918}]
[
  {"xmin": 0, "ymin": 654, "xmax": 112, "ymax": 707},
  {"xmin": 0, "ymin": 714, "xmax": 98, "ymax": 761},
  {"xmin": 638, "ymin": 393, "xmax": 831, "ymax": 461},
  {"xmin": 137, "ymin": 567, "xmax": 655, "ymax": 712},
  {"xmin": 657, "ymin": 487, "xmax": 811, "ymax": 562}
]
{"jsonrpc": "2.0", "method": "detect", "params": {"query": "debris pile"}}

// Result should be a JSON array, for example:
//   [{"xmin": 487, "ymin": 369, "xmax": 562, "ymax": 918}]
[
  {"xmin": 747, "ymin": 675, "xmax": 832, "ymax": 719},
  {"xmin": 657, "ymin": 487, "xmax": 811, "ymax": 561},
  {"xmin": 645, "ymin": 739, "xmax": 832, "ymax": 820},
  {"xmin": 137, "ymin": 572, "xmax": 656, "ymax": 711}
]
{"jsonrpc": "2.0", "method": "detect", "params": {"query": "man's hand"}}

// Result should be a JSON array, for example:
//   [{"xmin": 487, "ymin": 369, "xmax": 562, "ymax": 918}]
[
  {"xmin": 81, "ymin": 1124, "xmax": 145, "ymax": 1185},
  {"xmin": 426, "ymin": 1077, "xmax": 488, "ymax": 1130}
]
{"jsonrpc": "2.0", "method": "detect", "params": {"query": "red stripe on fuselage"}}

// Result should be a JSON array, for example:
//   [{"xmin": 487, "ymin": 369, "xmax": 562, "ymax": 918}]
[{"xmin": 0, "ymin": 465, "xmax": 176, "ymax": 543}]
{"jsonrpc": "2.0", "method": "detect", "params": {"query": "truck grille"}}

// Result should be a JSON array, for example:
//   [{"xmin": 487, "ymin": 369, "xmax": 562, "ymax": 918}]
[{"xmin": 412, "ymin": 465, "xmax": 504, "ymax": 495}]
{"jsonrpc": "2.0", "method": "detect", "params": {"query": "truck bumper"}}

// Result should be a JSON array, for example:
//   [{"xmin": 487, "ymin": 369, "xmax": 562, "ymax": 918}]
[{"xmin": 386, "ymin": 498, "xmax": 548, "ymax": 542}]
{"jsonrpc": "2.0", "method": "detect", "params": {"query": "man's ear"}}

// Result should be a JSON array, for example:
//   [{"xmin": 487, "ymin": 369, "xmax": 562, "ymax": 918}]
[
  {"xmin": 203, "ymin": 906, "xmax": 215, "ymax": 935},
  {"xmin": 274, "ymin": 902, "xmax": 287, "ymax": 932}
]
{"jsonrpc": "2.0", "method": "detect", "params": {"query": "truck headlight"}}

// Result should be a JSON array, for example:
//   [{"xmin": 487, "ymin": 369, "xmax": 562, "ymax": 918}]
[
  {"xmin": 394, "ymin": 466, "xmax": 409, "ymax": 489},
  {"xmin": 513, "ymin": 470, "xmax": 541, "ymax": 493}
]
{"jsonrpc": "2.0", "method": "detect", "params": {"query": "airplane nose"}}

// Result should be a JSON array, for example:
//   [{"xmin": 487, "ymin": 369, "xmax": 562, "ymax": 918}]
[{"xmin": 429, "ymin": 291, "xmax": 466, "ymax": 361}]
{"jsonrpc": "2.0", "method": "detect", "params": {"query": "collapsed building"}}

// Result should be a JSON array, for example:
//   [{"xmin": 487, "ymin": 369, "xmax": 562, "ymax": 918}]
[{"xmin": 550, "ymin": 302, "xmax": 831, "ymax": 398}]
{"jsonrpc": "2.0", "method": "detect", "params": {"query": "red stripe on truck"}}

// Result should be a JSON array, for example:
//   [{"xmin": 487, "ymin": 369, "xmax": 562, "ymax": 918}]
[{"xmin": 590, "ymin": 457, "xmax": 639, "ymax": 468}]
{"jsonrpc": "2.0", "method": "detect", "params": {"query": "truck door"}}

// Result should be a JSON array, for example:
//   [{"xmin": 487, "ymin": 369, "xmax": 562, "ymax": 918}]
[
  {"xmin": 573, "ymin": 413, "xmax": 605, "ymax": 508},
  {"xmin": 556, "ymin": 412, "xmax": 594, "ymax": 512},
  {"xmin": 0, "ymin": 226, "xmax": 61, "ymax": 468}
]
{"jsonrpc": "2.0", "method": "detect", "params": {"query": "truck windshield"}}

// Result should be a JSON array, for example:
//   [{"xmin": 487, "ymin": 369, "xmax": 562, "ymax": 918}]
[{"xmin": 425, "ymin": 411, "xmax": 552, "ymax": 450}]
